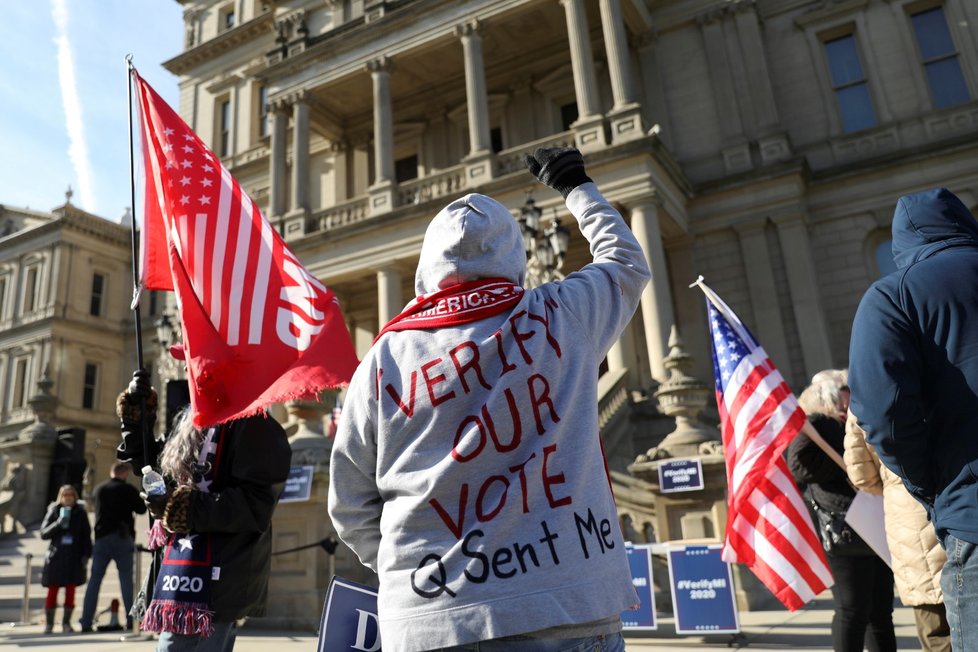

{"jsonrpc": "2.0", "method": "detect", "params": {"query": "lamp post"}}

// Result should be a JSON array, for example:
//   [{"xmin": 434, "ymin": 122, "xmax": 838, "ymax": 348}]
[
  {"xmin": 153, "ymin": 309, "xmax": 184, "ymax": 435},
  {"xmin": 518, "ymin": 195, "xmax": 570, "ymax": 288}
]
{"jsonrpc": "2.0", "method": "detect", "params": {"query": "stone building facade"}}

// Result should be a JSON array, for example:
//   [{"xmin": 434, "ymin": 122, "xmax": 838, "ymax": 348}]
[
  {"xmin": 0, "ymin": 197, "xmax": 162, "ymax": 508},
  {"xmin": 164, "ymin": 0, "xmax": 978, "ymax": 396}
]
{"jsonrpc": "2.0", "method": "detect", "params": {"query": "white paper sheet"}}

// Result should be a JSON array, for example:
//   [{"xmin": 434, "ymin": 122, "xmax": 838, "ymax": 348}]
[{"xmin": 845, "ymin": 491, "xmax": 892, "ymax": 567}]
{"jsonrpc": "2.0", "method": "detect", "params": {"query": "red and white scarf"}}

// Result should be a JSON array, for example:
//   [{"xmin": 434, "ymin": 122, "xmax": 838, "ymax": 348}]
[{"xmin": 375, "ymin": 278, "xmax": 523, "ymax": 341}]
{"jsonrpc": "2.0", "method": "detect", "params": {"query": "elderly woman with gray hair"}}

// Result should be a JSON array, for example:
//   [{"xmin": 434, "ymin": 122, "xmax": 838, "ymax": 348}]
[{"xmin": 787, "ymin": 369, "xmax": 896, "ymax": 652}]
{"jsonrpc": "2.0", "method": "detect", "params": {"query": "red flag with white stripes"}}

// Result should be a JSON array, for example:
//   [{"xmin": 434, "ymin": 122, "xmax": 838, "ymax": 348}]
[
  {"xmin": 132, "ymin": 69, "xmax": 359, "ymax": 427},
  {"xmin": 695, "ymin": 279, "xmax": 832, "ymax": 610}
]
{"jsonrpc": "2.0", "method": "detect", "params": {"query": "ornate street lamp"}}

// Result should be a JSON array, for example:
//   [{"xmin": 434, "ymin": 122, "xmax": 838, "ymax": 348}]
[
  {"xmin": 154, "ymin": 311, "xmax": 174, "ymax": 350},
  {"xmin": 518, "ymin": 195, "xmax": 570, "ymax": 288}
]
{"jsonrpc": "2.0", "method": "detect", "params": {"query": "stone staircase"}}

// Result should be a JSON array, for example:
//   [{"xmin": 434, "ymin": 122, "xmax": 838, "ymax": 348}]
[{"xmin": 0, "ymin": 509, "xmax": 145, "ymax": 627}]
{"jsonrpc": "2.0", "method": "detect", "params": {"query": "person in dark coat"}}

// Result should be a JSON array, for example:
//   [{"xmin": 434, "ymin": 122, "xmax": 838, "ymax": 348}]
[
  {"xmin": 79, "ymin": 461, "xmax": 147, "ymax": 632},
  {"xmin": 849, "ymin": 187, "xmax": 978, "ymax": 651},
  {"xmin": 40, "ymin": 484, "xmax": 92, "ymax": 634},
  {"xmin": 787, "ymin": 369, "xmax": 896, "ymax": 652},
  {"xmin": 116, "ymin": 355, "xmax": 292, "ymax": 652}
]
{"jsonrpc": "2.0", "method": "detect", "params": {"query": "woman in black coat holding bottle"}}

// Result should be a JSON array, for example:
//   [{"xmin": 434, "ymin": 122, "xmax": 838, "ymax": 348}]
[{"xmin": 40, "ymin": 484, "xmax": 91, "ymax": 634}]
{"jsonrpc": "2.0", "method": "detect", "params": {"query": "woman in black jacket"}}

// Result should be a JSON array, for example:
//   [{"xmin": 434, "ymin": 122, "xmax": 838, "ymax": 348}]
[
  {"xmin": 40, "ymin": 484, "xmax": 91, "ymax": 634},
  {"xmin": 116, "ymin": 365, "xmax": 291, "ymax": 652},
  {"xmin": 787, "ymin": 369, "xmax": 895, "ymax": 652}
]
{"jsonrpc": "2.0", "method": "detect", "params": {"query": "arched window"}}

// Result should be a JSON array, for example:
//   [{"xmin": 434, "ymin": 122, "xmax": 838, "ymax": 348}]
[
  {"xmin": 874, "ymin": 239, "xmax": 897, "ymax": 277},
  {"xmin": 865, "ymin": 229, "xmax": 897, "ymax": 279}
]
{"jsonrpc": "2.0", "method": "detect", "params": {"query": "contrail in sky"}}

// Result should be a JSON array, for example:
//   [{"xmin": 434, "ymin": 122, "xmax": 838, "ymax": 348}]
[{"xmin": 51, "ymin": 0, "xmax": 95, "ymax": 210}]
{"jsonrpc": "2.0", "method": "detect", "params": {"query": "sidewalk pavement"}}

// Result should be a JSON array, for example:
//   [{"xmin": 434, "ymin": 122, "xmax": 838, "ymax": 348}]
[{"xmin": 0, "ymin": 597, "xmax": 918, "ymax": 651}]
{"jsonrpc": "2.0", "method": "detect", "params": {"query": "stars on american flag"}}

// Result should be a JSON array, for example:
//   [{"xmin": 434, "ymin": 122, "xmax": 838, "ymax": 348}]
[{"xmin": 708, "ymin": 302, "xmax": 752, "ymax": 387}]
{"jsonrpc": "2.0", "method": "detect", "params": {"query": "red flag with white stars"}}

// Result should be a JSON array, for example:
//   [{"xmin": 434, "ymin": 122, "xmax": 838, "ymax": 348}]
[{"xmin": 132, "ymin": 69, "xmax": 359, "ymax": 427}]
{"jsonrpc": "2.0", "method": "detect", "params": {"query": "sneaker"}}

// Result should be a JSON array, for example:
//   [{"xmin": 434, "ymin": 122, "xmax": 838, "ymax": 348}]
[{"xmin": 79, "ymin": 625, "xmax": 94, "ymax": 633}]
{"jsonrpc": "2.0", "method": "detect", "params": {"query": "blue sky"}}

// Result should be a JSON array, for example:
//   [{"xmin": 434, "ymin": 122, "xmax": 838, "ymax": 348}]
[{"xmin": 0, "ymin": 1, "xmax": 183, "ymax": 221}]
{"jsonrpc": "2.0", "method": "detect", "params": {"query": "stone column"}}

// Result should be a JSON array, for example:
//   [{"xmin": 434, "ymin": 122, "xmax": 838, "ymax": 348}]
[
  {"xmin": 599, "ymin": 0, "xmax": 645, "ymax": 142},
  {"xmin": 367, "ymin": 57, "xmax": 395, "ymax": 216},
  {"xmin": 697, "ymin": 11, "xmax": 750, "ymax": 174},
  {"xmin": 734, "ymin": 221, "xmax": 792, "ymax": 372},
  {"xmin": 559, "ymin": 0, "xmax": 607, "ymax": 150},
  {"xmin": 289, "ymin": 92, "xmax": 311, "ymax": 217},
  {"xmin": 377, "ymin": 267, "xmax": 402, "ymax": 326},
  {"xmin": 629, "ymin": 199, "xmax": 674, "ymax": 382},
  {"xmin": 268, "ymin": 100, "xmax": 289, "ymax": 219},
  {"xmin": 456, "ymin": 20, "xmax": 495, "ymax": 187},
  {"xmin": 457, "ymin": 20, "xmax": 491, "ymax": 157},
  {"xmin": 772, "ymin": 213, "xmax": 833, "ymax": 378},
  {"xmin": 606, "ymin": 320, "xmax": 640, "ymax": 389}
]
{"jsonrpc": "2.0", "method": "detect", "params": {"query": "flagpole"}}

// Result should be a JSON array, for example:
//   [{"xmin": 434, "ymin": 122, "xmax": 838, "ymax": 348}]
[
  {"xmin": 690, "ymin": 275, "xmax": 848, "ymax": 472},
  {"xmin": 126, "ymin": 54, "xmax": 145, "ymax": 371},
  {"xmin": 125, "ymin": 57, "xmax": 162, "ymax": 642},
  {"xmin": 125, "ymin": 55, "xmax": 157, "ymax": 478}
]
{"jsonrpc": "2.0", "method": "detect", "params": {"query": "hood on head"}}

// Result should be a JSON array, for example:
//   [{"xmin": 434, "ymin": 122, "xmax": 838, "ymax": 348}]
[
  {"xmin": 414, "ymin": 193, "xmax": 526, "ymax": 296},
  {"xmin": 891, "ymin": 188, "xmax": 978, "ymax": 269}
]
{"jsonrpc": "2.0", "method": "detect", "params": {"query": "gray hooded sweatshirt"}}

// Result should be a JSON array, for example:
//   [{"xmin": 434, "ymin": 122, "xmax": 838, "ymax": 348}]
[{"xmin": 328, "ymin": 183, "xmax": 650, "ymax": 651}]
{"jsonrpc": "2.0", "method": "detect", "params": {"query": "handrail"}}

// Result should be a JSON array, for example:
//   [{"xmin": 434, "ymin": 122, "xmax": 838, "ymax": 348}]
[{"xmin": 272, "ymin": 536, "xmax": 337, "ymax": 556}]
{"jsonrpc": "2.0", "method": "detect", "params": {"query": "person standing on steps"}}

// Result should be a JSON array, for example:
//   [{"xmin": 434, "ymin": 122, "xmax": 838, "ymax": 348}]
[
  {"xmin": 40, "ymin": 484, "xmax": 92, "ymax": 634},
  {"xmin": 78, "ymin": 462, "xmax": 147, "ymax": 633}
]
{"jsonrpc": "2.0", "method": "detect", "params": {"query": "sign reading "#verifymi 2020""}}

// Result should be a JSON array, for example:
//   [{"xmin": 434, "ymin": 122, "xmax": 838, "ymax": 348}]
[
  {"xmin": 667, "ymin": 544, "xmax": 740, "ymax": 635},
  {"xmin": 621, "ymin": 544, "xmax": 657, "ymax": 630},
  {"xmin": 657, "ymin": 458, "xmax": 705, "ymax": 493}
]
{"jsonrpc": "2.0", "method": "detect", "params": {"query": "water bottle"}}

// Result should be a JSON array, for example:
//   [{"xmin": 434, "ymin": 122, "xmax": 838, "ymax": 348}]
[{"xmin": 141, "ymin": 466, "xmax": 166, "ymax": 496}]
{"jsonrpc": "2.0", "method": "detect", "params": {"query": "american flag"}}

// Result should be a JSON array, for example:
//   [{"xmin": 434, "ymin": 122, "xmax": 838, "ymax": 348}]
[
  {"xmin": 696, "ymin": 279, "xmax": 832, "ymax": 610},
  {"xmin": 132, "ymin": 69, "xmax": 359, "ymax": 427}
]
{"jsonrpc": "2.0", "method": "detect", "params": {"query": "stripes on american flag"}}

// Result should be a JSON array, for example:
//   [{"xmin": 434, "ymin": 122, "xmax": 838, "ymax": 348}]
[{"xmin": 698, "ymin": 280, "xmax": 833, "ymax": 611}]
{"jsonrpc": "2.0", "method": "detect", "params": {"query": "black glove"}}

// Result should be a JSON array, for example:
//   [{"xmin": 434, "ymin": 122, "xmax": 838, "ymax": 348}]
[
  {"xmin": 522, "ymin": 147, "xmax": 592, "ymax": 199},
  {"xmin": 127, "ymin": 368, "xmax": 153, "ymax": 399},
  {"xmin": 142, "ymin": 489, "xmax": 172, "ymax": 520}
]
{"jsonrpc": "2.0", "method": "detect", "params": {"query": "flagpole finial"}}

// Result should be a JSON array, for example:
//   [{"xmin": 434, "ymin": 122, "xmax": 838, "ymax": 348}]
[
  {"xmin": 125, "ymin": 53, "xmax": 134, "ymax": 69},
  {"xmin": 688, "ymin": 275, "xmax": 705, "ymax": 289}
]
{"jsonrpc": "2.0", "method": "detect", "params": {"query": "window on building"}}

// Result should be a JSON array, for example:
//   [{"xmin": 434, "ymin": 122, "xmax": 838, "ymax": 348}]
[
  {"xmin": 218, "ymin": 97, "xmax": 231, "ymax": 157},
  {"xmin": 560, "ymin": 103, "xmax": 579, "ymax": 132},
  {"xmin": 258, "ymin": 86, "xmax": 269, "ymax": 139},
  {"xmin": 82, "ymin": 362, "xmax": 98, "ymax": 410},
  {"xmin": 490, "ymin": 127, "xmax": 503, "ymax": 153},
  {"xmin": 910, "ymin": 6, "xmax": 970, "ymax": 109},
  {"xmin": 220, "ymin": 4, "xmax": 236, "ymax": 31},
  {"xmin": 90, "ymin": 272, "xmax": 105, "ymax": 316},
  {"xmin": 824, "ymin": 33, "xmax": 877, "ymax": 133},
  {"xmin": 874, "ymin": 239, "xmax": 897, "ymax": 277},
  {"xmin": 0, "ymin": 275, "xmax": 7, "ymax": 320},
  {"xmin": 12, "ymin": 358, "xmax": 28, "ymax": 408},
  {"xmin": 394, "ymin": 154, "xmax": 419, "ymax": 183},
  {"xmin": 22, "ymin": 265, "xmax": 39, "ymax": 313}
]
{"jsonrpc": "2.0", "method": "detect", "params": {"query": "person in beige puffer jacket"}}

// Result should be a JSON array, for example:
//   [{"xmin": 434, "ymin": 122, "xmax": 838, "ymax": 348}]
[{"xmin": 844, "ymin": 411, "xmax": 950, "ymax": 652}]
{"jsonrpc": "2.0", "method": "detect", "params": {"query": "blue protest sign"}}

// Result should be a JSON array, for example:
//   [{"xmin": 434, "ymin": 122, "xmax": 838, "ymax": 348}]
[
  {"xmin": 318, "ymin": 576, "xmax": 381, "ymax": 651},
  {"xmin": 657, "ymin": 459, "xmax": 704, "ymax": 493},
  {"xmin": 280, "ymin": 465, "xmax": 315, "ymax": 503},
  {"xmin": 621, "ymin": 544, "xmax": 657, "ymax": 630},
  {"xmin": 667, "ymin": 544, "xmax": 739, "ymax": 634}
]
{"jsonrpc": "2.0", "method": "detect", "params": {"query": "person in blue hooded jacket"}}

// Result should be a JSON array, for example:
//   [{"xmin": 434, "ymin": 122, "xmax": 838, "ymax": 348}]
[{"xmin": 849, "ymin": 187, "xmax": 978, "ymax": 652}]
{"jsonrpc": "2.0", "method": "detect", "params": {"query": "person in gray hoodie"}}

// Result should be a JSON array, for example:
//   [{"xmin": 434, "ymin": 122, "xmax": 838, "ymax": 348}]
[{"xmin": 328, "ymin": 147, "xmax": 650, "ymax": 651}]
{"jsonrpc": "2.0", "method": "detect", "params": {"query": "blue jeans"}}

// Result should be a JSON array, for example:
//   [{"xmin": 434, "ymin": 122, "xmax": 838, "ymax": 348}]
[
  {"xmin": 430, "ymin": 632, "xmax": 625, "ymax": 652},
  {"xmin": 941, "ymin": 533, "xmax": 978, "ymax": 652},
  {"xmin": 157, "ymin": 620, "xmax": 237, "ymax": 652},
  {"xmin": 80, "ymin": 533, "xmax": 135, "ymax": 628}
]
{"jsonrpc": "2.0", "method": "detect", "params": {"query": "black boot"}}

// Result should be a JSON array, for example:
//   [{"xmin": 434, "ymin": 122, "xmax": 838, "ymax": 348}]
[
  {"xmin": 61, "ymin": 607, "xmax": 75, "ymax": 633},
  {"xmin": 43, "ymin": 608, "xmax": 55, "ymax": 634}
]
